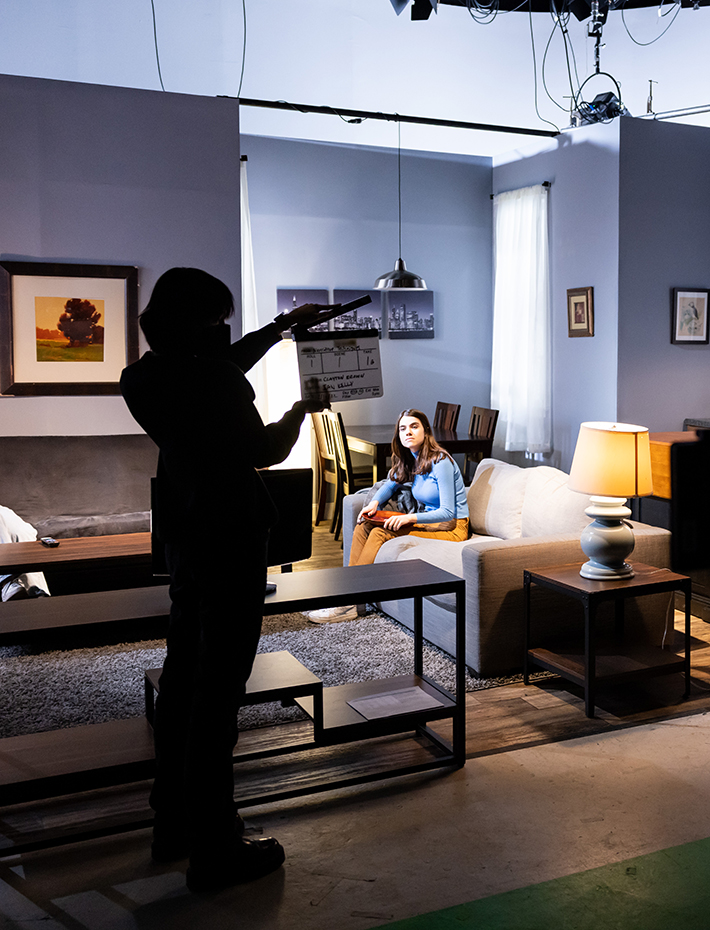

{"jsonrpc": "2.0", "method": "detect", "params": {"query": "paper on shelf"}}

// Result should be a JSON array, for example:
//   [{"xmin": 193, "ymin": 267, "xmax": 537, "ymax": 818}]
[{"xmin": 347, "ymin": 686, "xmax": 445, "ymax": 720}]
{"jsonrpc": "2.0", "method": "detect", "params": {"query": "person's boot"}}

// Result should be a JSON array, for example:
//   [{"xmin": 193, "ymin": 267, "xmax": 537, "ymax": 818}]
[{"xmin": 186, "ymin": 835, "xmax": 285, "ymax": 893}]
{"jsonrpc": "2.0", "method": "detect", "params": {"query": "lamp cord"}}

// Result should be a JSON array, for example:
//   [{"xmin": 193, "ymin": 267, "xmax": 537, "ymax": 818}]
[
  {"xmin": 397, "ymin": 119, "xmax": 402, "ymax": 261},
  {"xmin": 150, "ymin": 0, "xmax": 165, "ymax": 91}
]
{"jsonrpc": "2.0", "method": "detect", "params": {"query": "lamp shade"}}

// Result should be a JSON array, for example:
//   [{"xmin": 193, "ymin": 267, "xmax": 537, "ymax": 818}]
[
  {"xmin": 374, "ymin": 258, "xmax": 427, "ymax": 290},
  {"xmin": 568, "ymin": 422, "xmax": 653, "ymax": 498}
]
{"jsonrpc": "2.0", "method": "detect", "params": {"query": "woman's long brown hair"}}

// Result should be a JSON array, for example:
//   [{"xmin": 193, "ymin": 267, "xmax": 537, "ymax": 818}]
[{"xmin": 389, "ymin": 408, "xmax": 452, "ymax": 483}]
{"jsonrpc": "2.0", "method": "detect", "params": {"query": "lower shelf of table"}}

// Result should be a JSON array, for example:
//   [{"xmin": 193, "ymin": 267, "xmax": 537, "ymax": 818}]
[
  {"xmin": 296, "ymin": 674, "xmax": 457, "ymax": 744},
  {"xmin": 0, "ymin": 719, "xmax": 457, "ymax": 855},
  {"xmin": 527, "ymin": 640, "xmax": 685, "ymax": 686},
  {"xmin": 0, "ymin": 677, "xmax": 458, "ymax": 808}
]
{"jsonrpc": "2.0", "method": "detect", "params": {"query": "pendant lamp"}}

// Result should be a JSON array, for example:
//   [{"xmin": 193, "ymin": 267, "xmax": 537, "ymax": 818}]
[{"xmin": 374, "ymin": 121, "xmax": 427, "ymax": 290}]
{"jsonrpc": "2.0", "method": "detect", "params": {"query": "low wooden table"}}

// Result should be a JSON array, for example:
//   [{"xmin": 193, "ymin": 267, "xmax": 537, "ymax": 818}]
[
  {"xmin": 0, "ymin": 532, "xmax": 152, "ymax": 576},
  {"xmin": 523, "ymin": 561, "xmax": 691, "ymax": 718}
]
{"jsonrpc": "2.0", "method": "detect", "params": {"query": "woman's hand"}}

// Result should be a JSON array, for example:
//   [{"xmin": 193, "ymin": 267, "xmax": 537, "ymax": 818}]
[
  {"xmin": 383, "ymin": 512, "xmax": 417, "ymax": 531},
  {"xmin": 357, "ymin": 500, "xmax": 379, "ymax": 524}
]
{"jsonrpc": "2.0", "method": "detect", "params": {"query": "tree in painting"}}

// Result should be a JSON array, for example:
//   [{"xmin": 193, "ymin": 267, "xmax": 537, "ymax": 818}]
[{"xmin": 57, "ymin": 299, "xmax": 104, "ymax": 347}]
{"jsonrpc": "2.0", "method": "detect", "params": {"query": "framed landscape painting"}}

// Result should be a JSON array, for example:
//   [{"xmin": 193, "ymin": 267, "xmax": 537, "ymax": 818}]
[{"xmin": 0, "ymin": 261, "xmax": 139, "ymax": 395}]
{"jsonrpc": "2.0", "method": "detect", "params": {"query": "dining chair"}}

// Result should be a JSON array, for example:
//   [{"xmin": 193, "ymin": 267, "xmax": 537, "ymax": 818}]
[
  {"xmin": 311, "ymin": 411, "xmax": 341, "ymax": 533},
  {"xmin": 433, "ymin": 402, "xmax": 461, "ymax": 432},
  {"xmin": 463, "ymin": 406, "xmax": 499, "ymax": 484},
  {"xmin": 328, "ymin": 410, "xmax": 371, "ymax": 541}
]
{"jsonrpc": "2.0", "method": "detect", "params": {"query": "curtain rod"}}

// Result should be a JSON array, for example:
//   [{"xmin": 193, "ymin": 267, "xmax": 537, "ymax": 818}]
[
  {"xmin": 234, "ymin": 97, "xmax": 559, "ymax": 139},
  {"xmin": 490, "ymin": 181, "xmax": 551, "ymax": 199}
]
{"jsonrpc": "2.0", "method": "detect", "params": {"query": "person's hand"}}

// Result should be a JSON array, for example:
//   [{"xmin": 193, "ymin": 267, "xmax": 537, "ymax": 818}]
[
  {"xmin": 276, "ymin": 303, "xmax": 340, "ymax": 332},
  {"xmin": 298, "ymin": 380, "xmax": 330, "ymax": 414},
  {"xmin": 293, "ymin": 394, "xmax": 330, "ymax": 417},
  {"xmin": 357, "ymin": 500, "xmax": 379, "ymax": 524},
  {"xmin": 383, "ymin": 512, "xmax": 417, "ymax": 531}
]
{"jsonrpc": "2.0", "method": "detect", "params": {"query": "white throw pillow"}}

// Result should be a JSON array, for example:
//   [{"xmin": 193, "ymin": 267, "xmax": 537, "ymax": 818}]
[
  {"xmin": 467, "ymin": 459, "xmax": 528, "ymax": 540},
  {"xmin": 520, "ymin": 465, "xmax": 590, "ymax": 537}
]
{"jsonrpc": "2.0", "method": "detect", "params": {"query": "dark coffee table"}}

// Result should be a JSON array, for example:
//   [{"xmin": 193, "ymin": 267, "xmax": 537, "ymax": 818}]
[
  {"xmin": 148, "ymin": 560, "xmax": 466, "ymax": 776},
  {"xmin": 0, "ymin": 560, "xmax": 465, "ymax": 854}
]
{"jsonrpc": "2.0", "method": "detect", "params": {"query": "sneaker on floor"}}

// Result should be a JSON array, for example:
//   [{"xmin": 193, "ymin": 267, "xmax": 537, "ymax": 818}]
[{"xmin": 304, "ymin": 605, "xmax": 358, "ymax": 623}]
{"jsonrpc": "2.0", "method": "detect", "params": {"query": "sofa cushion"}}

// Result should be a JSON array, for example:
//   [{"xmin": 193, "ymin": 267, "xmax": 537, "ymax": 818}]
[
  {"xmin": 520, "ymin": 466, "xmax": 590, "ymax": 538},
  {"xmin": 467, "ymin": 459, "xmax": 528, "ymax": 540}
]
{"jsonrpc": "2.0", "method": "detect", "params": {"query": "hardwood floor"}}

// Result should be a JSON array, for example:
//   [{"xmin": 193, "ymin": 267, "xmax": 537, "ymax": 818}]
[{"xmin": 289, "ymin": 521, "xmax": 345, "ymax": 572}]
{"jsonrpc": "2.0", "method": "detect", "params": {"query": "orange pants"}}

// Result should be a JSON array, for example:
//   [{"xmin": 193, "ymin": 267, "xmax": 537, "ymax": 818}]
[{"xmin": 348, "ymin": 518, "xmax": 469, "ymax": 566}]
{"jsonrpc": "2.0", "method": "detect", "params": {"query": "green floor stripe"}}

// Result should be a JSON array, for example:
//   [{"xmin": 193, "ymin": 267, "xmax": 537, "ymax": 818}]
[{"xmin": 375, "ymin": 835, "xmax": 710, "ymax": 930}]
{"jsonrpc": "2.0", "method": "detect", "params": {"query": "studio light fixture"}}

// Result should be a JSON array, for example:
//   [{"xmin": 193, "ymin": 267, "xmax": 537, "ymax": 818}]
[
  {"xmin": 389, "ymin": 0, "xmax": 437, "ymax": 18},
  {"xmin": 374, "ymin": 121, "xmax": 427, "ymax": 290},
  {"xmin": 568, "ymin": 422, "xmax": 654, "ymax": 580}
]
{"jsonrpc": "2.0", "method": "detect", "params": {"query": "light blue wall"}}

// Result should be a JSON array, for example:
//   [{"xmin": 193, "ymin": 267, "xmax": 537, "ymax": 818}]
[
  {"xmin": 617, "ymin": 117, "xmax": 710, "ymax": 431},
  {"xmin": 0, "ymin": 73, "xmax": 241, "ymax": 435},
  {"xmin": 241, "ymin": 134, "xmax": 493, "ymax": 429},
  {"xmin": 493, "ymin": 123, "xmax": 622, "ymax": 471}
]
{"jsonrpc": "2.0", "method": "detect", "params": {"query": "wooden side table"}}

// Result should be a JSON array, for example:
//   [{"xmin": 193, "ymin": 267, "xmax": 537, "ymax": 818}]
[{"xmin": 523, "ymin": 562, "xmax": 691, "ymax": 718}]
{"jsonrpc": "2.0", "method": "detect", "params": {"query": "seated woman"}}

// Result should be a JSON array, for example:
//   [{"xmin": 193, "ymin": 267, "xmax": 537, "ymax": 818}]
[{"xmin": 306, "ymin": 408, "xmax": 469, "ymax": 622}]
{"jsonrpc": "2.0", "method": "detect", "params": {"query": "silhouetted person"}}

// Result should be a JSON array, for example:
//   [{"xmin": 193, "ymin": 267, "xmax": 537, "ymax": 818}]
[{"xmin": 120, "ymin": 267, "xmax": 332, "ymax": 893}]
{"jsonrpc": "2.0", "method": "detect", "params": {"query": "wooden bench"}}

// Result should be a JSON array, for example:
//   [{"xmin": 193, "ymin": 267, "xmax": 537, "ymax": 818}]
[{"xmin": 0, "ymin": 585, "xmax": 171, "ymax": 646}]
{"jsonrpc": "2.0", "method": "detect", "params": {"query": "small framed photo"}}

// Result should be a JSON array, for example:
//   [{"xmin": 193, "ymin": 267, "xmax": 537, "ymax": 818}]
[
  {"xmin": 567, "ymin": 287, "xmax": 594, "ymax": 337},
  {"xmin": 671, "ymin": 288, "xmax": 709, "ymax": 344},
  {"xmin": 0, "ymin": 261, "xmax": 139, "ymax": 395}
]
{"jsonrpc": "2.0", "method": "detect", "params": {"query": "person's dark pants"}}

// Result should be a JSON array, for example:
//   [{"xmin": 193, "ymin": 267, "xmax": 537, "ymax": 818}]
[{"xmin": 149, "ymin": 533, "xmax": 269, "ymax": 855}]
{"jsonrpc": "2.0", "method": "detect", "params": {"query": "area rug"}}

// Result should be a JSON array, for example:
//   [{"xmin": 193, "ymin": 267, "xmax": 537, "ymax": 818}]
[{"xmin": 0, "ymin": 610, "xmax": 526, "ymax": 738}]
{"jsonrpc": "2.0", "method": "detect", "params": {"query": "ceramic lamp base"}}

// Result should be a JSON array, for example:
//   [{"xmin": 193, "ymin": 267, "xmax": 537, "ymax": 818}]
[{"xmin": 579, "ymin": 496, "xmax": 636, "ymax": 581}]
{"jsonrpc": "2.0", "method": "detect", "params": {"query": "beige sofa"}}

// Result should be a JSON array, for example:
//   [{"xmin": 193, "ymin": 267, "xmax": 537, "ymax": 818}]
[{"xmin": 342, "ymin": 458, "xmax": 672, "ymax": 677}]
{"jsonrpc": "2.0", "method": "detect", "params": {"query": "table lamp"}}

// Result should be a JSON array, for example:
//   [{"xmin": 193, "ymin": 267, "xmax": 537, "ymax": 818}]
[{"xmin": 568, "ymin": 422, "xmax": 653, "ymax": 580}]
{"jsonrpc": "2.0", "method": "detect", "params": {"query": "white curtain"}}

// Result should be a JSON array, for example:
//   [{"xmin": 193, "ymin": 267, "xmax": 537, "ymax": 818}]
[
  {"xmin": 240, "ymin": 157, "xmax": 269, "ymax": 419},
  {"xmin": 490, "ymin": 183, "xmax": 551, "ymax": 454},
  {"xmin": 239, "ymin": 157, "xmax": 310, "ymax": 467}
]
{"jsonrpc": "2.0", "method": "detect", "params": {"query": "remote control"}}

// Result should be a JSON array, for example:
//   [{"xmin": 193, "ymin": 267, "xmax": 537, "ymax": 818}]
[{"xmin": 39, "ymin": 537, "xmax": 60, "ymax": 547}]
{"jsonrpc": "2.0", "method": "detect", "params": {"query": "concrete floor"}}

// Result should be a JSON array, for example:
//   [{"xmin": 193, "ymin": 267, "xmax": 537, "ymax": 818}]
[{"xmin": 3, "ymin": 710, "xmax": 710, "ymax": 929}]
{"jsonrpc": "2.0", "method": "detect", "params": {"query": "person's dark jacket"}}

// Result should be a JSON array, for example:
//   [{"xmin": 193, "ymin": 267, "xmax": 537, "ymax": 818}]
[{"xmin": 120, "ymin": 323, "xmax": 305, "ymax": 545}]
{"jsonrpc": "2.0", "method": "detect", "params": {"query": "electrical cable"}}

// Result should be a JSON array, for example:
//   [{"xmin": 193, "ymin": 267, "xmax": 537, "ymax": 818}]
[
  {"xmin": 237, "ymin": 0, "xmax": 247, "ymax": 98},
  {"xmin": 542, "ymin": 17, "xmax": 569, "ymax": 112},
  {"xmin": 621, "ymin": 0, "xmax": 682, "ymax": 45},
  {"xmin": 528, "ymin": 1, "xmax": 562, "ymax": 132},
  {"xmin": 552, "ymin": 2, "xmax": 581, "ymax": 103},
  {"xmin": 150, "ymin": 0, "xmax": 165, "ymax": 91}
]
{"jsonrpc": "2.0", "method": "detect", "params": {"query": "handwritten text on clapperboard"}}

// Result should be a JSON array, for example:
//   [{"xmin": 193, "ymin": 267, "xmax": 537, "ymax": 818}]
[{"xmin": 295, "ymin": 330, "xmax": 383, "ymax": 403}]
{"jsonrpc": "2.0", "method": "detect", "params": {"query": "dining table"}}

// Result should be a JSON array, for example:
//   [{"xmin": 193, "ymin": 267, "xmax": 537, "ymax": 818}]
[{"xmin": 346, "ymin": 423, "xmax": 494, "ymax": 483}]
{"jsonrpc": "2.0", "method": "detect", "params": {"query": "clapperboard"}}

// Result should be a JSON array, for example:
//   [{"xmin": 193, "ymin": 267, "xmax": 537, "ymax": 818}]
[{"xmin": 292, "ymin": 295, "xmax": 383, "ymax": 404}]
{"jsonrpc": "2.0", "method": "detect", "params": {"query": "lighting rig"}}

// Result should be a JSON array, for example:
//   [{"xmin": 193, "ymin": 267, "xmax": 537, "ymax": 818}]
[{"xmin": 387, "ymin": 0, "xmax": 707, "ymax": 126}]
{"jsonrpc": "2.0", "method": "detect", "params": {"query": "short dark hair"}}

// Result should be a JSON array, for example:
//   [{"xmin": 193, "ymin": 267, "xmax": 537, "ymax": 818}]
[{"xmin": 139, "ymin": 267, "xmax": 234, "ymax": 352}]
